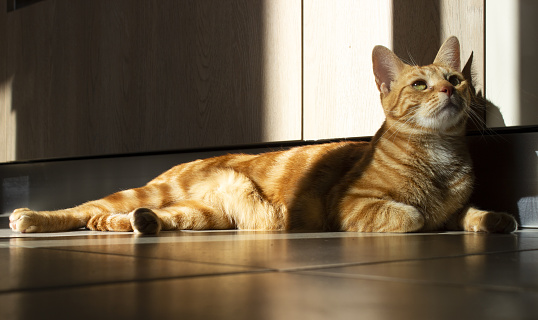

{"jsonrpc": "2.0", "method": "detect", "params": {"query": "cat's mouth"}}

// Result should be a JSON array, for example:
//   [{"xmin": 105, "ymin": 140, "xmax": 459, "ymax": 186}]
[
  {"xmin": 420, "ymin": 98, "xmax": 467, "ymax": 131},
  {"xmin": 436, "ymin": 95, "xmax": 466, "ymax": 118},
  {"xmin": 439, "ymin": 102, "xmax": 462, "ymax": 115}
]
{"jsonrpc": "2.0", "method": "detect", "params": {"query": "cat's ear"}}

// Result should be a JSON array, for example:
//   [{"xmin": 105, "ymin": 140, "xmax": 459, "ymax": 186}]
[
  {"xmin": 372, "ymin": 45, "xmax": 405, "ymax": 94},
  {"xmin": 433, "ymin": 36, "xmax": 461, "ymax": 72}
]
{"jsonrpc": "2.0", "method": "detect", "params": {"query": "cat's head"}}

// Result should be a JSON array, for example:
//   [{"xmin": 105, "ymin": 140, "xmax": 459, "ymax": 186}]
[{"xmin": 372, "ymin": 36, "xmax": 471, "ymax": 135}]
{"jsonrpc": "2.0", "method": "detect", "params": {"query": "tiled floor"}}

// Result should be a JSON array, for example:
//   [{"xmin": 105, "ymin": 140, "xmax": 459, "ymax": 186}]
[{"xmin": 1, "ymin": 214, "xmax": 538, "ymax": 319}]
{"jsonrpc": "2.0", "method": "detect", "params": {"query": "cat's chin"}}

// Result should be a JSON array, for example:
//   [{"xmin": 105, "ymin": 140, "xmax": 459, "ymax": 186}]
[
  {"xmin": 416, "ymin": 112, "xmax": 466, "ymax": 133},
  {"xmin": 418, "ymin": 101, "xmax": 466, "ymax": 132},
  {"xmin": 440, "ymin": 102, "xmax": 462, "ymax": 115}
]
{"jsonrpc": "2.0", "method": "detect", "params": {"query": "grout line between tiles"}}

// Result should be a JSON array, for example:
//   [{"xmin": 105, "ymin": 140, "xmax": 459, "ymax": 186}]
[
  {"xmin": 273, "ymin": 248, "xmax": 538, "ymax": 273},
  {"xmin": 36, "ymin": 246, "xmax": 273, "ymax": 272},
  {"xmin": 0, "ymin": 268, "xmax": 279, "ymax": 296},
  {"xmin": 295, "ymin": 270, "xmax": 538, "ymax": 294}
]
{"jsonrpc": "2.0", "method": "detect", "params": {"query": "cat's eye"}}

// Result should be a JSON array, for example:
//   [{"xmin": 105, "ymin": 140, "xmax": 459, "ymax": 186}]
[
  {"xmin": 412, "ymin": 80, "xmax": 428, "ymax": 91},
  {"xmin": 448, "ymin": 75, "xmax": 461, "ymax": 86}
]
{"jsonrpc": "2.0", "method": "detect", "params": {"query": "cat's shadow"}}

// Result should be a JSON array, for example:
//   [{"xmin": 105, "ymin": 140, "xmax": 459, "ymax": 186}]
[{"xmin": 462, "ymin": 52, "xmax": 506, "ymax": 130}]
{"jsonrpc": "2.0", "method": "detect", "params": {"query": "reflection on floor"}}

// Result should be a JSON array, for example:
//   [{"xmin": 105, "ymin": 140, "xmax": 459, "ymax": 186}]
[{"xmin": 0, "ymin": 214, "xmax": 537, "ymax": 319}]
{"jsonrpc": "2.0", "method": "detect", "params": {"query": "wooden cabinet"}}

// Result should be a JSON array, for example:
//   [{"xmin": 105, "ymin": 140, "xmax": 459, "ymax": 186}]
[
  {"xmin": 0, "ymin": 0, "xmax": 302, "ymax": 161},
  {"xmin": 303, "ymin": 0, "xmax": 484, "ymax": 140},
  {"xmin": 486, "ymin": 0, "xmax": 538, "ymax": 127},
  {"xmin": 0, "ymin": 0, "xmax": 487, "ymax": 162}
]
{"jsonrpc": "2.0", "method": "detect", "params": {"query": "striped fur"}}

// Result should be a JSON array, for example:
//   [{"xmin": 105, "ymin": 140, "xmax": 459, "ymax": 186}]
[{"xmin": 10, "ymin": 37, "xmax": 517, "ymax": 234}]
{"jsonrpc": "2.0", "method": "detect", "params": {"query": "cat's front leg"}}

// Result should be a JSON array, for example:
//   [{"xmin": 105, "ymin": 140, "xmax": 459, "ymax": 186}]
[
  {"xmin": 450, "ymin": 206, "xmax": 518, "ymax": 233},
  {"xmin": 9, "ymin": 208, "xmax": 87, "ymax": 233},
  {"xmin": 339, "ymin": 199, "xmax": 425, "ymax": 232}
]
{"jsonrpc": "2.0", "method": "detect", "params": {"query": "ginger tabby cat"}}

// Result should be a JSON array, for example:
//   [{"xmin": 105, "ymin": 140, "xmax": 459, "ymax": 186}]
[{"xmin": 10, "ymin": 36, "xmax": 517, "ymax": 235}]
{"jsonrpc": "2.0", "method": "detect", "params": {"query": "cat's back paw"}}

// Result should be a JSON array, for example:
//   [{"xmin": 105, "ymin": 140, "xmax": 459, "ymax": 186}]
[
  {"xmin": 130, "ymin": 208, "xmax": 162, "ymax": 235},
  {"xmin": 9, "ymin": 208, "xmax": 43, "ymax": 233}
]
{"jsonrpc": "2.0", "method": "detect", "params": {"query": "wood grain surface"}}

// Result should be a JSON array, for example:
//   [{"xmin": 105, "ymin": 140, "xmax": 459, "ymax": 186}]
[
  {"xmin": 1, "ymin": 0, "xmax": 301, "ymax": 161},
  {"xmin": 0, "ymin": 0, "xmax": 484, "ymax": 162},
  {"xmin": 304, "ymin": 0, "xmax": 484, "ymax": 140}
]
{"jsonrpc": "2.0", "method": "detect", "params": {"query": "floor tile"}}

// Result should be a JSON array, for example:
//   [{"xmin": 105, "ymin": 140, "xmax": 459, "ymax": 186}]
[
  {"xmin": 28, "ymin": 231, "xmax": 538, "ymax": 270},
  {"xmin": 305, "ymin": 249, "xmax": 538, "ymax": 291},
  {"xmin": 1, "ymin": 216, "xmax": 538, "ymax": 320},
  {"xmin": 0, "ymin": 245, "xmax": 258, "ymax": 292},
  {"xmin": 1, "ymin": 272, "xmax": 537, "ymax": 320}
]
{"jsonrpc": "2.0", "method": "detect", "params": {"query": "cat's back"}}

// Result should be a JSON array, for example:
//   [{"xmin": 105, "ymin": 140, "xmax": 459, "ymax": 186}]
[
  {"xmin": 241, "ymin": 141, "xmax": 370, "ymax": 197},
  {"xmin": 150, "ymin": 140, "xmax": 370, "ymax": 201}
]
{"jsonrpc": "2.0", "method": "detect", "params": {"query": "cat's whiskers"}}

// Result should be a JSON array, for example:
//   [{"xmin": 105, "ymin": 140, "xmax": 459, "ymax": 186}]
[
  {"xmin": 385, "ymin": 120, "xmax": 406, "ymax": 141},
  {"xmin": 406, "ymin": 49, "xmax": 418, "ymax": 66},
  {"xmin": 379, "ymin": 110, "xmax": 418, "ymax": 143},
  {"xmin": 377, "ymin": 117, "xmax": 403, "ymax": 141},
  {"xmin": 467, "ymin": 111, "xmax": 506, "ymax": 143},
  {"xmin": 396, "ymin": 49, "xmax": 419, "ymax": 67},
  {"xmin": 467, "ymin": 109, "xmax": 487, "ymax": 132},
  {"xmin": 470, "ymin": 99, "xmax": 508, "ymax": 130},
  {"xmin": 396, "ymin": 114, "xmax": 419, "ymax": 142},
  {"xmin": 466, "ymin": 102, "xmax": 500, "ymax": 139}
]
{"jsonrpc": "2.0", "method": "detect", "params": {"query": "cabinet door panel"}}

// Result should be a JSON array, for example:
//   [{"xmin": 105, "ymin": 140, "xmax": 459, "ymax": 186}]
[
  {"xmin": 304, "ymin": 0, "xmax": 484, "ymax": 140},
  {"xmin": 303, "ymin": 0, "xmax": 391, "ymax": 140},
  {"xmin": 3, "ymin": 0, "xmax": 301, "ymax": 161}
]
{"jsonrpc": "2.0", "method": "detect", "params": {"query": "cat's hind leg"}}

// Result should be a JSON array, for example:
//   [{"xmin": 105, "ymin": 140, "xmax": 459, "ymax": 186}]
[
  {"xmin": 129, "ymin": 200, "xmax": 236, "ymax": 235},
  {"xmin": 9, "ymin": 183, "xmax": 175, "ymax": 233},
  {"xmin": 84, "ymin": 208, "xmax": 162, "ymax": 234},
  {"xmin": 338, "ymin": 198, "xmax": 425, "ymax": 232},
  {"xmin": 85, "ymin": 212, "xmax": 134, "ymax": 232},
  {"xmin": 9, "ymin": 208, "xmax": 89, "ymax": 233},
  {"xmin": 9, "ymin": 206, "xmax": 132, "ymax": 233}
]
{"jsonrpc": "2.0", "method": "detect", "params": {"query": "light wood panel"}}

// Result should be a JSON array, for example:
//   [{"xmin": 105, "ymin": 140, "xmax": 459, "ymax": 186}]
[
  {"xmin": 303, "ymin": 0, "xmax": 484, "ymax": 140},
  {"xmin": 0, "ymin": 0, "xmax": 487, "ymax": 162},
  {"xmin": 486, "ymin": 0, "xmax": 538, "ymax": 127},
  {"xmin": 438, "ymin": 0, "xmax": 484, "ymax": 94},
  {"xmin": 303, "ymin": 0, "xmax": 391, "ymax": 140},
  {"xmin": 2, "ymin": 0, "xmax": 301, "ymax": 162}
]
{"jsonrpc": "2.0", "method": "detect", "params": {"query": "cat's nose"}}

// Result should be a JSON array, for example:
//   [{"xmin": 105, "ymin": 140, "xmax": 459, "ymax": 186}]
[{"xmin": 439, "ymin": 85, "xmax": 453, "ymax": 97}]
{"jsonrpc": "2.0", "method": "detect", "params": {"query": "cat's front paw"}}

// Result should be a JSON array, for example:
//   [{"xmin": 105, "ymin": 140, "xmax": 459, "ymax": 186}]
[
  {"xmin": 9, "ymin": 208, "xmax": 44, "ymax": 233},
  {"xmin": 391, "ymin": 204, "xmax": 425, "ymax": 233},
  {"xmin": 465, "ymin": 210, "xmax": 518, "ymax": 233}
]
